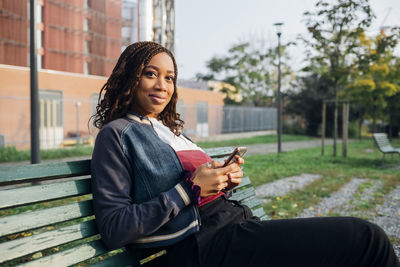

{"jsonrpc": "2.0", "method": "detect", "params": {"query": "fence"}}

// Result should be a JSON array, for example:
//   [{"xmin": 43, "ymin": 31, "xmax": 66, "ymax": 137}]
[{"xmin": 0, "ymin": 95, "xmax": 277, "ymax": 149}]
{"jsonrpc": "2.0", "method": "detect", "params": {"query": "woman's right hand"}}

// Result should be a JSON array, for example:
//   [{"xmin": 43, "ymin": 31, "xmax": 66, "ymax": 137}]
[{"xmin": 191, "ymin": 160, "xmax": 242, "ymax": 197}]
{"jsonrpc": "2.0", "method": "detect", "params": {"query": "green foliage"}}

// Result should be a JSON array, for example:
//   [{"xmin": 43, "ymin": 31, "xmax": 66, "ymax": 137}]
[
  {"xmin": 343, "ymin": 30, "xmax": 400, "ymax": 132},
  {"xmin": 197, "ymin": 41, "xmax": 293, "ymax": 106},
  {"xmin": 0, "ymin": 146, "xmax": 30, "ymax": 162},
  {"xmin": 282, "ymin": 120, "xmax": 307, "ymax": 135},
  {"xmin": 285, "ymin": 73, "xmax": 335, "ymax": 136},
  {"xmin": 302, "ymin": 0, "xmax": 374, "ymax": 89}
]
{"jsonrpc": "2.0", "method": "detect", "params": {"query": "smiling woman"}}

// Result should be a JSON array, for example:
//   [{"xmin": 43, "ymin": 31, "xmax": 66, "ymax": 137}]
[
  {"xmin": 89, "ymin": 42, "xmax": 399, "ymax": 267},
  {"xmin": 130, "ymin": 52, "xmax": 175, "ymax": 118}
]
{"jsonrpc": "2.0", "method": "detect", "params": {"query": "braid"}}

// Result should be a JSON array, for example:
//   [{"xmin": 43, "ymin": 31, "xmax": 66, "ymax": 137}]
[{"xmin": 91, "ymin": 41, "xmax": 184, "ymax": 135}]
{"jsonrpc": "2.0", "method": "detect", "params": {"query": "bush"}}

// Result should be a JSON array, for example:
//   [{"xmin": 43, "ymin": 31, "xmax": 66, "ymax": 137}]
[
  {"xmin": 283, "ymin": 120, "xmax": 306, "ymax": 135},
  {"xmin": 0, "ymin": 146, "xmax": 30, "ymax": 162},
  {"xmin": 0, "ymin": 145, "xmax": 94, "ymax": 163}
]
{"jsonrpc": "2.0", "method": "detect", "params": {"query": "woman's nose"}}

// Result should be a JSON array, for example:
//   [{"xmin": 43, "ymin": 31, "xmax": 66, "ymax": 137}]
[{"xmin": 155, "ymin": 77, "xmax": 167, "ymax": 91}]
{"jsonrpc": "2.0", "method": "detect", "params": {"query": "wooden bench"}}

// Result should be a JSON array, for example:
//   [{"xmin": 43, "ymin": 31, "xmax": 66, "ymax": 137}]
[
  {"xmin": 372, "ymin": 133, "xmax": 400, "ymax": 165},
  {"xmin": 0, "ymin": 147, "xmax": 267, "ymax": 266}
]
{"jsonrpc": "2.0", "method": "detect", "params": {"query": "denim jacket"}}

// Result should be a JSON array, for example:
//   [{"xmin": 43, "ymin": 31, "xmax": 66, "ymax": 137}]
[{"xmin": 91, "ymin": 113, "xmax": 201, "ymax": 250}]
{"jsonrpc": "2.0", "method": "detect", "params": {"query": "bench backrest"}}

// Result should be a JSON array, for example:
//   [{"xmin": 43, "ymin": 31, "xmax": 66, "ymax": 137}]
[
  {"xmin": 0, "ymin": 147, "xmax": 266, "ymax": 266},
  {"xmin": 373, "ymin": 133, "xmax": 394, "ymax": 152}
]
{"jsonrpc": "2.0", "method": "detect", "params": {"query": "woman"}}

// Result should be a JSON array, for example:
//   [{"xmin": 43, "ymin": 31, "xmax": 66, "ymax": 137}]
[{"xmin": 91, "ymin": 41, "xmax": 399, "ymax": 267}]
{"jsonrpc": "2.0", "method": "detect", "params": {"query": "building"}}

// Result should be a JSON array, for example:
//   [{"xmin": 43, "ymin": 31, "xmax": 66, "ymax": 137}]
[
  {"xmin": 122, "ymin": 0, "xmax": 175, "ymax": 53},
  {"xmin": 0, "ymin": 64, "xmax": 224, "ymax": 149},
  {"xmin": 0, "ymin": 0, "xmax": 122, "ymax": 77},
  {"xmin": 0, "ymin": 0, "xmax": 225, "ymax": 150}
]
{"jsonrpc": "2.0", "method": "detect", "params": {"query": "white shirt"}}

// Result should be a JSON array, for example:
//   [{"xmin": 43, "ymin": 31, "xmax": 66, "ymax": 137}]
[{"xmin": 148, "ymin": 118, "xmax": 203, "ymax": 152}]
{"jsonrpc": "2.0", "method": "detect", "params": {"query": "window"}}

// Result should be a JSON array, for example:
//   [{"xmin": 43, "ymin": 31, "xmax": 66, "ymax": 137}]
[{"xmin": 39, "ymin": 90, "xmax": 63, "ymax": 128}]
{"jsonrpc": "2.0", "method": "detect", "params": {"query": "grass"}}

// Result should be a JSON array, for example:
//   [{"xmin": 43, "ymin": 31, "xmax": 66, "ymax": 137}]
[
  {"xmin": 243, "ymin": 139, "xmax": 400, "ymax": 221},
  {"xmin": 196, "ymin": 134, "xmax": 315, "ymax": 148}
]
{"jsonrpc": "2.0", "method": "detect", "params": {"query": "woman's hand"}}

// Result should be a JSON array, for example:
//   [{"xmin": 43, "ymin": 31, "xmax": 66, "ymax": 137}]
[
  {"xmin": 225, "ymin": 155, "xmax": 244, "ymax": 191},
  {"xmin": 191, "ymin": 156, "xmax": 244, "ymax": 197}
]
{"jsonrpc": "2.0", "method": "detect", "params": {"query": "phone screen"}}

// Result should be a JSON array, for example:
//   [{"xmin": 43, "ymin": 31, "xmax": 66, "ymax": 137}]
[{"xmin": 222, "ymin": 147, "xmax": 247, "ymax": 167}]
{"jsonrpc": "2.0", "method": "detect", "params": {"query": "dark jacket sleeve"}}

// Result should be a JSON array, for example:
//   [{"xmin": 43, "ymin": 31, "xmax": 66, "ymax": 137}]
[{"xmin": 91, "ymin": 124, "xmax": 193, "ymax": 250}]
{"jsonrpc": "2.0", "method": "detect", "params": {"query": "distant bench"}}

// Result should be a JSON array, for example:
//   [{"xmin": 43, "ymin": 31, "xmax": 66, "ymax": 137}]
[
  {"xmin": 0, "ymin": 146, "xmax": 267, "ymax": 266},
  {"xmin": 373, "ymin": 133, "xmax": 400, "ymax": 165}
]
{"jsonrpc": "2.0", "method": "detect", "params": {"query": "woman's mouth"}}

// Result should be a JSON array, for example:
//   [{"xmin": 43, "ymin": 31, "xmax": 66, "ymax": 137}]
[{"xmin": 149, "ymin": 94, "xmax": 167, "ymax": 104}]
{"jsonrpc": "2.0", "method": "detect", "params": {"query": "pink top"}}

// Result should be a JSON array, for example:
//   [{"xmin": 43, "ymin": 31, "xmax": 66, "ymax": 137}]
[{"xmin": 177, "ymin": 150, "xmax": 225, "ymax": 206}]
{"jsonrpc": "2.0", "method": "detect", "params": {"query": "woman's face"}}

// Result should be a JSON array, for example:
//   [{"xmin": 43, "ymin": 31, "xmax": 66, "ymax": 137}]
[{"xmin": 130, "ymin": 52, "xmax": 175, "ymax": 118}]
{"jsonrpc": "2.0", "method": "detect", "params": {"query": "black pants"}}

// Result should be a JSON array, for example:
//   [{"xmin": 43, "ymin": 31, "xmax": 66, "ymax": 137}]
[{"xmin": 149, "ymin": 197, "xmax": 399, "ymax": 267}]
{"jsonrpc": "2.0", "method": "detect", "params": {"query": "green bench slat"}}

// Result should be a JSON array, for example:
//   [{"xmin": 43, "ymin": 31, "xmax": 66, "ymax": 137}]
[
  {"xmin": 19, "ymin": 240, "xmax": 110, "ymax": 267},
  {"xmin": 0, "ymin": 178, "xmax": 91, "ymax": 209},
  {"xmin": 230, "ymin": 187, "xmax": 256, "ymax": 202},
  {"xmin": 252, "ymin": 207, "xmax": 266, "ymax": 218},
  {"xmin": 0, "ymin": 220, "xmax": 98, "ymax": 264},
  {"xmin": 0, "ymin": 160, "xmax": 91, "ymax": 185},
  {"xmin": 234, "ymin": 176, "xmax": 251, "ymax": 190},
  {"xmin": 0, "ymin": 200, "xmax": 93, "ymax": 237},
  {"xmin": 241, "ymin": 196, "xmax": 262, "ymax": 209},
  {"xmin": 89, "ymin": 250, "xmax": 139, "ymax": 267}
]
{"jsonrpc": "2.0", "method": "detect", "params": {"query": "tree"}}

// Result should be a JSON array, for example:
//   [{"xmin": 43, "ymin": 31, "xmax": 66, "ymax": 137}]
[
  {"xmin": 302, "ymin": 0, "xmax": 374, "ymax": 156},
  {"xmin": 343, "ymin": 30, "xmax": 400, "ymax": 135},
  {"xmin": 286, "ymin": 72, "xmax": 335, "ymax": 136},
  {"xmin": 197, "ymin": 42, "xmax": 292, "ymax": 106}
]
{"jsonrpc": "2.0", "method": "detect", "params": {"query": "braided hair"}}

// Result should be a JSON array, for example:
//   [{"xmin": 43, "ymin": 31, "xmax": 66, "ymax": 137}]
[{"xmin": 92, "ymin": 41, "xmax": 184, "ymax": 135}]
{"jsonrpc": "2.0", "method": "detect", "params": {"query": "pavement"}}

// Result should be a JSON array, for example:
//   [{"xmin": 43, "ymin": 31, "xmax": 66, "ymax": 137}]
[{"xmin": 245, "ymin": 139, "xmax": 341, "ymax": 156}]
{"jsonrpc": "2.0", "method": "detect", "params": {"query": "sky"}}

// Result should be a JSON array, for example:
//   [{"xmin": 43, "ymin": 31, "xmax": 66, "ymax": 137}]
[{"xmin": 175, "ymin": 0, "xmax": 400, "ymax": 80}]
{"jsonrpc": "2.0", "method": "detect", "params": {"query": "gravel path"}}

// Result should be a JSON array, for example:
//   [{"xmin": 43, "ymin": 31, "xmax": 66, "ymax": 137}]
[
  {"xmin": 255, "ymin": 174, "xmax": 322, "ymax": 198},
  {"xmin": 372, "ymin": 186, "xmax": 400, "ymax": 259},
  {"xmin": 298, "ymin": 178, "xmax": 367, "ymax": 218},
  {"xmin": 332, "ymin": 179, "xmax": 383, "ymax": 217}
]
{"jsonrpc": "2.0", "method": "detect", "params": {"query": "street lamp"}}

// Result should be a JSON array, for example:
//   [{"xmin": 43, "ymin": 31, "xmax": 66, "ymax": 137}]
[{"xmin": 274, "ymin": 22, "xmax": 283, "ymax": 153}]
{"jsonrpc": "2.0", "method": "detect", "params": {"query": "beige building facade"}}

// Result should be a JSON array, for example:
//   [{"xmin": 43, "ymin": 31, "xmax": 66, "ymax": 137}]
[{"xmin": 0, "ymin": 64, "xmax": 224, "ymax": 149}]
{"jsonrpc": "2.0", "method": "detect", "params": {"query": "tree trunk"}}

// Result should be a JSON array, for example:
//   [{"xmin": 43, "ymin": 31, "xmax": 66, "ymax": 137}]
[
  {"xmin": 372, "ymin": 106, "xmax": 377, "ymax": 133},
  {"xmin": 333, "ymin": 89, "xmax": 338, "ymax": 157},
  {"xmin": 358, "ymin": 114, "xmax": 363, "ymax": 141},
  {"xmin": 389, "ymin": 111, "xmax": 393, "ymax": 139}
]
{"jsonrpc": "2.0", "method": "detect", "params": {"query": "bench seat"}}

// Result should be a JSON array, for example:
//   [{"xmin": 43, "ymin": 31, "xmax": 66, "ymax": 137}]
[
  {"xmin": 372, "ymin": 133, "xmax": 400, "ymax": 165},
  {"xmin": 0, "ymin": 147, "xmax": 267, "ymax": 266}
]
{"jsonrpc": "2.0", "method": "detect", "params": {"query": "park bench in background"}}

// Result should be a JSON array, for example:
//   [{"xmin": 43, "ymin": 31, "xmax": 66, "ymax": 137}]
[
  {"xmin": 0, "ymin": 146, "xmax": 267, "ymax": 266},
  {"xmin": 372, "ymin": 133, "xmax": 400, "ymax": 165}
]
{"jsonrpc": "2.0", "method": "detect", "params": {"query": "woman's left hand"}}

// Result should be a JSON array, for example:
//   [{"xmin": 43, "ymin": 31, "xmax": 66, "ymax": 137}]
[{"xmin": 225, "ymin": 155, "xmax": 244, "ymax": 191}]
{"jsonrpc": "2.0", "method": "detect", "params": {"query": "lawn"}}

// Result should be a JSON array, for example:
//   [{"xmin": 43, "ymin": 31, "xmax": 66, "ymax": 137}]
[{"xmin": 244, "ymin": 139, "xmax": 400, "ymax": 220}]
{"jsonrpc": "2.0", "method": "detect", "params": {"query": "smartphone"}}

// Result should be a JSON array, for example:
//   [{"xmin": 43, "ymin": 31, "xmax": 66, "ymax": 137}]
[{"xmin": 222, "ymin": 147, "xmax": 247, "ymax": 167}]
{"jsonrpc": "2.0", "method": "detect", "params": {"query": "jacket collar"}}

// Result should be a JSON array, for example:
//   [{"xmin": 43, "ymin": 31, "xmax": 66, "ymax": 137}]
[{"xmin": 126, "ymin": 112, "xmax": 152, "ymax": 125}]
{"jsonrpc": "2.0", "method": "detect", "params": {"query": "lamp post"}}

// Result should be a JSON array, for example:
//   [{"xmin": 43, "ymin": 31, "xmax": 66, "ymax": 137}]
[
  {"xmin": 274, "ymin": 22, "xmax": 283, "ymax": 153},
  {"xmin": 30, "ymin": 0, "xmax": 40, "ymax": 163}
]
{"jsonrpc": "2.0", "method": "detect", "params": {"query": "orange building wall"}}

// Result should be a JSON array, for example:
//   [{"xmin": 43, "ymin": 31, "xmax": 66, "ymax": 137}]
[
  {"xmin": 0, "ymin": 0, "xmax": 29, "ymax": 67},
  {"xmin": 0, "ymin": 64, "xmax": 224, "ymax": 149}
]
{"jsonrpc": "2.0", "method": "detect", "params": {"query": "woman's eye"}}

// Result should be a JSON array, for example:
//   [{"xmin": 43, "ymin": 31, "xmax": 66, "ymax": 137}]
[
  {"xmin": 145, "ymin": 71, "xmax": 156, "ymax": 77},
  {"xmin": 166, "ymin": 76, "xmax": 174, "ymax": 82}
]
